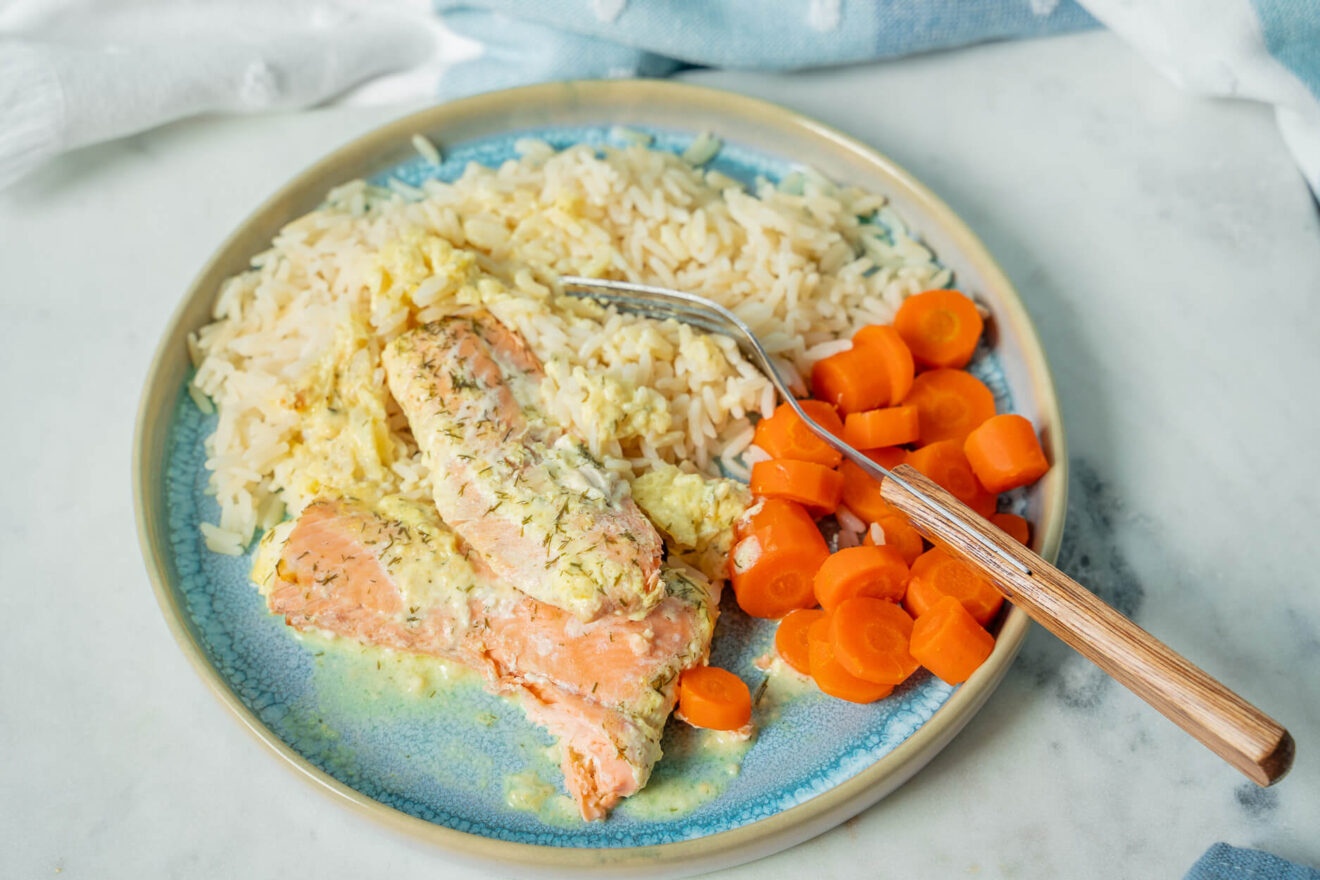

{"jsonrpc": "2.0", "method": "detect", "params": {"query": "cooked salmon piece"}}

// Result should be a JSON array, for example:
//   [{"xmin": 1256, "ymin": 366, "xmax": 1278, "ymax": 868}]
[
  {"xmin": 252, "ymin": 494, "xmax": 719, "ymax": 819},
  {"xmin": 382, "ymin": 313, "xmax": 666, "ymax": 622}
]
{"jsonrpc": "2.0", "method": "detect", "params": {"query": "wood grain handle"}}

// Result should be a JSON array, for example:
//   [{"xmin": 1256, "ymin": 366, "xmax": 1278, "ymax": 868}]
[{"xmin": 881, "ymin": 464, "xmax": 1294, "ymax": 786}]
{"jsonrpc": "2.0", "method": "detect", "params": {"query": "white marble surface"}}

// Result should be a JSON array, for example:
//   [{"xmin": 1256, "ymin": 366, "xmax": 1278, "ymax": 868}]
[{"xmin": 3, "ymin": 29, "xmax": 1318, "ymax": 879}]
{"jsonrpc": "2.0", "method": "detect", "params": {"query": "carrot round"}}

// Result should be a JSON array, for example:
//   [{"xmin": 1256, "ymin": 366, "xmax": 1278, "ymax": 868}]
[
  {"xmin": 902, "ymin": 368, "xmax": 996, "ymax": 446},
  {"xmin": 851, "ymin": 324, "xmax": 915, "ymax": 404},
  {"xmin": 837, "ymin": 446, "xmax": 906, "ymax": 524},
  {"xmin": 830, "ymin": 597, "xmax": 920, "ymax": 685},
  {"xmin": 810, "ymin": 348, "xmax": 890, "ymax": 415},
  {"xmin": 842, "ymin": 405, "xmax": 919, "ymax": 449},
  {"xmin": 733, "ymin": 497, "xmax": 817, "ymax": 543},
  {"xmin": 905, "ymin": 548, "xmax": 1004, "ymax": 625},
  {"xmin": 730, "ymin": 507, "xmax": 829, "ymax": 619},
  {"xmin": 752, "ymin": 400, "xmax": 845, "ymax": 467},
  {"xmin": 991, "ymin": 512, "xmax": 1031, "ymax": 546},
  {"xmin": 893, "ymin": 289, "xmax": 984, "ymax": 369},
  {"xmin": 775, "ymin": 608, "xmax": 827, "ymax": 675},
  {"xmin": 750, "ymin": 459, "xmax": 844, "ymax": 514},
  {"xmin": 910, "ymin": 596, "xmax": 996, "ymax": 685},
  {"xmin": 906, "ymin": 439, "xmax": 997, "ymax": 518},
  {"xmin": 808, "ymin": 618, "xmax": 895, "ymax": 703},
  {"xmin": 864, "ymin": 446, "xmax": 907, "ymax": 470},
  {"xmin": 864, "ymin": 513, "xmax": 926, "ymax": 565},
  {"xmin": 678, "ymin": 666, "xmax": 752, "ymax": 731},
  {"xmin": 813, "ymin": 545, "xmax": 909, "ymax": 610},
  {"xmin": 963, "ymin": 414, "xmax": 1050, "ymax": 493}
]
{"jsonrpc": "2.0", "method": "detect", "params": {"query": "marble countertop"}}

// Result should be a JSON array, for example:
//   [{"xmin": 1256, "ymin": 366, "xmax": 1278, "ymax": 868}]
[{"xmin": 2, "ymin": 29, "xmax": 1317, "ymax": 879}]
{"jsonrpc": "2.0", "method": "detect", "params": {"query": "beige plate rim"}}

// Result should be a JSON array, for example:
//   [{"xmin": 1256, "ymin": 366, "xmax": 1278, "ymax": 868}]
[{"xmin": 133, "ymin": 79, "xmax": 1068, "ymax": 876}]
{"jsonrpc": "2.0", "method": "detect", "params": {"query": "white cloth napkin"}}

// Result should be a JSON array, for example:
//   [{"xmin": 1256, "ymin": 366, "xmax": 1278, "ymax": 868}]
[
  {"xmin": 1085, "ymin": 0, "xmax": 1320, "ymax": 192},
  {"xmin": 0, "ymin": 0, "xmax": 460, "ymax": 188}
]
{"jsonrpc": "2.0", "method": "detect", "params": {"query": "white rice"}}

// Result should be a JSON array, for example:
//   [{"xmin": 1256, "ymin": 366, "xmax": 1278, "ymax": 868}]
[
  {"xmin": 411, "ymin": 133, "xmax": 443, "ymax": 166},
  {"xmin": 191, "ymin": 141, "xmax": 950, "ymax": 552}
]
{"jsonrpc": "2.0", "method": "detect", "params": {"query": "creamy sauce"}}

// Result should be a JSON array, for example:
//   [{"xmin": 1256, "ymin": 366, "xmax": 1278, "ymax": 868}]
[
  {"xmin": 630, "ymin": 463, "xmax": 750, "ymax": 582},
  {"xmin": 616, "ymin": 724, "xmax": 753, "ymax": 821},
  {"xmin": 754, "ymin": 656, "xmax": 818, "ymax": 726},
  {"xmin": 295, "ymin": 628, "xmax": 479, "ymax": 710},
  {"xmin": 503, "ymin": 763, "xmax": 581, "ymax": 827},
  {"xmin": 286, "ymin": 629, "xmax": 502, "ymax": 796},
  {"xmin": 296, "ymin": 627, "xmax": 753, "ymax": 825},
  {"xmin": 373, "ymin": 494, "xmax": 486, "ymax": 624}
]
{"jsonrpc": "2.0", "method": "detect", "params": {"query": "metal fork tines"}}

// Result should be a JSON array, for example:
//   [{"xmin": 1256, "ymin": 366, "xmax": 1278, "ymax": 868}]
[{"xmin": 558, "ymin": 274, "xmax": 1031, "ymax": 576}]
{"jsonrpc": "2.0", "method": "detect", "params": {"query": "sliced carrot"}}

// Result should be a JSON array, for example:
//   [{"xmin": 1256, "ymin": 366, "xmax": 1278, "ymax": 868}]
[
  {"xmin": 678, "ymin": 666, "xmax": 752, "ymax": 731},
  {"xmin": 910, "ymin": 596, "xmax": 995, "ymax": 685},
  {"xmin": 963, "ymin": 413, "xmax": 1050, "ymax": 493},
  {"xmin": 894, "ymin": 289, "xmax": 984, "ymax": 369},
  {"xmin": 902, "ymin": 368, "xmax": 996, "ymax": 446},
  {"xmin": 839, "ymin": 460, "xmax": 896, "ymax": 523},
  {"xmin": 752, "ymin": 400, "xmax": 845, "ymax": 467},
  {"xmin": 810, "ymin": 348, "xmax": 890, "ymax": 415},
  {"xmin": 830, "ymin": 597, "xmax": 920, "ymax": 685},
  {"xmin": 863, "ymin": 446, "xmax": 907, "ymax": 469},
  {"xmin": 905, "ymin": 439, "xmax": 998, "ymax": 518},
  {"xmin": 837, "ymin": 446, "xmax": 905, "ymax": 521},
  {"xmin": 905, "ymin": 548, "xmax": 1004, "ymax": 625},
  {"xmin": 842, "ymin": 406, "xmax": 920, "ymax": 449},
  {"xmin": 808, "ymin": 617, "xmax": 895, "ymax": 703},
  {"xmin": 733, "ymin": 497, "xmax": 817, "ymax": 543},
  {"xmin": 863, "ymin": 514, "xmax": 926, "ymax": 565},
  {"xmin": 813, "ymin": 545, "xmax": 909, "ymax": 610},
  {"xmin": 750, "ymin": 459, "xmax": 844, "ymax": 514},
  {"xmin": 851, "ymin": 324, "xmax": 915, "ymax": 404},
  {"xmin": 991, "ymin": 512, "xmax": 1031, "ymax": 546},
  {"xmin": 730, "ymin": 508, "xmax": 830, "ymax": 619},
  {"xmin": 775, "ymin": 608, "xmax": 827, "ymax": 675}
]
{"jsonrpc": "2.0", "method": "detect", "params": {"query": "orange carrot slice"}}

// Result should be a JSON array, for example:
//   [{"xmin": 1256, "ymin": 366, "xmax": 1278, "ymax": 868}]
[
  {"xmin": 753, "ymin": 400, "xmax": 845, "ymax": 467},
  {"xmin": 906, "ymin": 439, "xmax": 997, "ymax": 518},
  {"xmin": 842, "ymin": 405, "xmax": 920, "ymax": 449},
  {"xmin": 678, "ymin": 666, "xmax": 752, "ymax": 730},
  {"xmin": 730, "ymin": 505, "xmax": 829, "ymax": 619},
  {"xmin": 750, "ymin": 459, "xmax": 844, "ymax": 514},
  {"xmin": 808, "ymin": 617, "xmax": 895, "ymax": 703},
  {"xmin": 904, "ymin": 548, "xmax": 1004, "ymax": 625},
  {"xmin": 813, "ymin": 545, "xmax": 910, "ymax": 610},
  {"xmin": 829, "ymin": 597, "xmax": 920, "ymax": 685},
  {"xmin": 910, "ymin": 596, "xmax": 996, "ymax": 685},
  {"xmin": 863, "ymin": 446, "xmax": 907, "ymax": 469},
  {"xmin": 963, "ymin": 413, "xmax": 1050, "ymax": 493},
  {"xmin": 734, "ymin": 497, "xmax": 817, "ymax": 543},
  {"xmin": 838, "ymin": 447, "xmax": 906, "ymax": 523},
  {"xmin": 894, "ymin": 289, "xmax": 984, "ymax": 369},
  {"xmin": 991, "ymin": 512, "xmax": 1031, "ymax": 546},
  {"xmin": 810, "ymin": 348, "xmax": 890, "ymax": 415},
  {"xmin": 864, "ymin": 513, "xmax": 926, "ymax": 565},
  {"xmin": 902, "ymin": 368, "xmax": 996, "ymax": 446},
  {"xmin": 775, "ymin": 608, "xmax": 827, "ymax": 675},
  {"xmin": 852, "ymin": 324, "xmax": 916, "ymax": 404}
]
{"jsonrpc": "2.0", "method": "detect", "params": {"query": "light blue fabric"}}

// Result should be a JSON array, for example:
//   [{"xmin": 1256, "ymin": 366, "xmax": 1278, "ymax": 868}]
[
  {"xmin": 436, "ymin": 0, "xmax": 1099, "ymax": 96},
  {"xmin": 431, "ymin": 1, "xmax": 1320, "ymax": 195},
  {"xmin": 1250, "ymin": 0, "xmax": 1320, "ymax": 102},
  {"xmin": 1186, "ymin": 843, "xmax": 1320, "ymax": 880}
]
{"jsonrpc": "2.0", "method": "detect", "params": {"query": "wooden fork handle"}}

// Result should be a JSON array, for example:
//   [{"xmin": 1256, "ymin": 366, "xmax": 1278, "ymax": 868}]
[{"xmin": 881, "ymin": 464, "xmax": 1294, "ymax": 786}]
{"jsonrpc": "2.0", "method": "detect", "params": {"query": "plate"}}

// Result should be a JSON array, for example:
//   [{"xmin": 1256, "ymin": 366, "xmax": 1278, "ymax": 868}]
[{"xmin": 134, "ymin": 80, "xmax": 1067, "ymax": 875}]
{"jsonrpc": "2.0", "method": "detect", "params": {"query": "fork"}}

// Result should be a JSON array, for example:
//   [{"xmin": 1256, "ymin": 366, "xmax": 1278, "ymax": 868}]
[{"xmin": 560, "ymin": 275, "xmax": 1294, "ymax": 787}]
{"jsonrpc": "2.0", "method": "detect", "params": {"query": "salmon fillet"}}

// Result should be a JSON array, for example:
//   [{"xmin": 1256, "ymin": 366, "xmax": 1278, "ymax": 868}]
[
  {"xmin": 382, "ymin": 313, "xmax": 666, "ymax": 622},
  {"xmin": 252, "ymin": 494, "xmax": 719, "ymax": 819}
]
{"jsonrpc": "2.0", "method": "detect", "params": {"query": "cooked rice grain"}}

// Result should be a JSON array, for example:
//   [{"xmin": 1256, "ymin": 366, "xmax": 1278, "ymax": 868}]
[{"xmin": 192, "ymin": 143, "xmax": 947, "ymax": 550}]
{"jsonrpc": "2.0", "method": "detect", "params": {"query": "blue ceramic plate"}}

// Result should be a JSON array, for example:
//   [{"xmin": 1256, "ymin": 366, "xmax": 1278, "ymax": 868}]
[{"xmin": 136, "ymin": 81, "xmax": 1066, "ymax": 875}]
